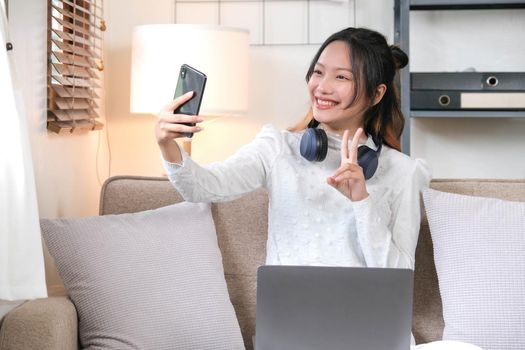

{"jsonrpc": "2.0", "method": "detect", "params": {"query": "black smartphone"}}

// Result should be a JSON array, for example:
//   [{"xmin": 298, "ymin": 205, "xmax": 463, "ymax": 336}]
[{"xmin": 173, "ymin": 64, "xmax": 207, "ymax": 138}]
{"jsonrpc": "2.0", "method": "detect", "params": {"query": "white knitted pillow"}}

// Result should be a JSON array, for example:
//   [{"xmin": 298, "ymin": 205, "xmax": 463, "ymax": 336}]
[
  {"xmin": 423, "ymin": 189, "xmax": 525, "ymax": 350},
  {"xmin": 41, "ymin": 202, "xmax": 244, "ymax": 350}
]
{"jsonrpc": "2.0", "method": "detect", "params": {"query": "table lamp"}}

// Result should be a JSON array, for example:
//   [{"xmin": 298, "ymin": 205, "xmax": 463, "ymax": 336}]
[{"xmin": 130, "ymin": 24, "xmax": 250, "ymax": 154}]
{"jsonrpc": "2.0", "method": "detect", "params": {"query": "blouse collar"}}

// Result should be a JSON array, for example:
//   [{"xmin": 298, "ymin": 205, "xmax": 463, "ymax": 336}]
[{"xmin": 325, "ymin": 131, "xmax": 379, "ymax": 151}]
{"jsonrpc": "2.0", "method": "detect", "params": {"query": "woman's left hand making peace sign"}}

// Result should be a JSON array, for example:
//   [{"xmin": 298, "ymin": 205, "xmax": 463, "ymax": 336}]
[{"xmin": 327, "ymin": 128, "xmax": 369, "ymax": 202}]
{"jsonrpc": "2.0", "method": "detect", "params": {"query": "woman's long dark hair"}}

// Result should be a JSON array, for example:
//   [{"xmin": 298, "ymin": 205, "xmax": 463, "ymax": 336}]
[{"xmin": 290, "ymin": 27, "xmax": 408, "ymax": 152}]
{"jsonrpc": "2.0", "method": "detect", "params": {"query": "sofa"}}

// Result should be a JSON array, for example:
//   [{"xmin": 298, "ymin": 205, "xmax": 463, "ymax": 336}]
[{"xmin": 0, "ymin": 176, "xmax": 524, "ymax": 350}]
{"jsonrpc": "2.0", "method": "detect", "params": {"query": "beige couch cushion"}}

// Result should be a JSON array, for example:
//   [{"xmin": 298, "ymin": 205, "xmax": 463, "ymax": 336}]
[
  {"xmin": 42, "ymin": 201, "xmax": 244, "ymax": 350},
  {"xmin": 100, "ymin": 176, "xmax": 267, "ymax": 350},
  {"xmin": 413, "ymin": 179, "xmax": 525, "ymax": 344},
  {"xmin": 423, "ymin": 188, "xmax": 525, "ymax": 349},
  {"xmin": 0, "ymin": 297, "xmax": 77, "ymax": 350}
]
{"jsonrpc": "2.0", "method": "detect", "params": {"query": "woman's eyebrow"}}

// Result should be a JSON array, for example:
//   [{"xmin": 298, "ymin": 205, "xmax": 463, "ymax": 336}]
[{"xmin": 315, "ymin": 62, "xmax": 353, "ymax": 74}]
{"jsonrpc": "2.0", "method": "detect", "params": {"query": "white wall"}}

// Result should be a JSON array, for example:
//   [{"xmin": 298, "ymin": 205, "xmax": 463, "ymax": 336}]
[
  {"xmin": 9, "ymin": 4, "xmax": 525, "ymax": 204},
  {"xmin": 104, "ymin": 0, "xmax": 319, "ymax": 175},
  {"xmin": 7, "ymin": 0, "xmax": 525, "ymax": 293},
  {"xmin": 9, "ymin": 0, "xmax": 110, "ymax": 219},
  {"xmin": 105, "ymin": 1, "xmax": 525, "ymax": 179},
  {"xmin": 104, "ymin": 0, "xmax": 394, "ymax": 173}
]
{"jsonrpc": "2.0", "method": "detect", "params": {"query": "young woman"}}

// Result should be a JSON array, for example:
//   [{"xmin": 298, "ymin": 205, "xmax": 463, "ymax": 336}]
[
  {"xmin": 155, "ymin": 27, "xmax": 480, "ymax": 349},
  {"xmin": 156, "ymin": 27, "xmax": 428, "ymax": 269}
]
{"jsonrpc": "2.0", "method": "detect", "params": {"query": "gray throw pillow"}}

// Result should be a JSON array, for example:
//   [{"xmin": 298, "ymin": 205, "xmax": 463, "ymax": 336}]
[
  {"xmin": 423, "ymin": 189, "xmax": 525, "ymax": 350},
  {"xmin": 41, "ymin": 202, "xmax": 245, "ymax": 350}
]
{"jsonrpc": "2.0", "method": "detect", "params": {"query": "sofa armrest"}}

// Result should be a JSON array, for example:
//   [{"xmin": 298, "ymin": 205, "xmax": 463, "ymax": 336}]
[{"xmin": 0, "ymin": 297, "xmax": 78, "ymax": 350}]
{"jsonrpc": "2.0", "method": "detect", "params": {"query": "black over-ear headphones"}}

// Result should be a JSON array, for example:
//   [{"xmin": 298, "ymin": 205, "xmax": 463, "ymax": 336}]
[{"xmin": 299, "ymin": 119, "xmax": 382, "ymax": 180}]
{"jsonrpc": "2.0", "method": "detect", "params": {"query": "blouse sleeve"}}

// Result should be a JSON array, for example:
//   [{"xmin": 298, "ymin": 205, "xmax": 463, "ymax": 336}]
[
  {"xmin": 162, "ymin": 124, "xmax": 283, "ymax": 203},
  {"xmin": 351, "ymin": 158, "xmax": 432, "ymax": 269}
]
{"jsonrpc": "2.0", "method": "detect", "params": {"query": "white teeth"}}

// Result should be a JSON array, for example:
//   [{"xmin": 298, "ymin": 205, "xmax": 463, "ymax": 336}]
[{"xmin": 317, "ymin": 98, "xmax": 336, "ymax": 106}]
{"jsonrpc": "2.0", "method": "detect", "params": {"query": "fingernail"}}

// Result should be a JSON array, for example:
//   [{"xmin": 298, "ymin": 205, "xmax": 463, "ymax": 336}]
[
  {"xmin": 185, "ymin": 91, "xmax": 193, "ymax": 96},
  {"xmin": 196, "ymin": 127, "xmax": 203, "ymax": 131}
]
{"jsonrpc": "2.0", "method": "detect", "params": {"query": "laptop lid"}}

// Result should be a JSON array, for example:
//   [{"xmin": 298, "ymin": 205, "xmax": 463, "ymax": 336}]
[{"xmin": 255, "ymin": 265, "xmax": 413, "ymax": 350}]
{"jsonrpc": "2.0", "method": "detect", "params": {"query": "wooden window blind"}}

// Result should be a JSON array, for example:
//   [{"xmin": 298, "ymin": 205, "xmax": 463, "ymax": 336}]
[{"xmin": 47, "ymin": 0, "xmax": 105, "ymax": 133}]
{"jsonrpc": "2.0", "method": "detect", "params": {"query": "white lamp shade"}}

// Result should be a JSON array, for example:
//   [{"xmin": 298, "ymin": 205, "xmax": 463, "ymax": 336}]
[{"xmin": 130, "ymin": 24, "xmax": 250, "ymax": 116}]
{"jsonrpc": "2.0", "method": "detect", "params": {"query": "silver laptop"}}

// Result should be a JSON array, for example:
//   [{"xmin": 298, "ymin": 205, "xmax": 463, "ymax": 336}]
[{"xmin": 255, "ymin": 265, "xmax": 413, "ymax": 350}]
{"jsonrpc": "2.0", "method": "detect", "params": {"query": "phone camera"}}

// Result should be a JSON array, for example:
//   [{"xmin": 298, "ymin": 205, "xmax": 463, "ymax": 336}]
[{"xmin": 181, "ymin": 69, "xmax": 186, "ymax": 79}]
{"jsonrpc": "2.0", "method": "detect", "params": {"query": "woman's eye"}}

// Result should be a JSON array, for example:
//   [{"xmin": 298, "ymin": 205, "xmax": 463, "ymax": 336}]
[
  {"xmin": 313, "ymin": 69, "xmax": 323, "ymax": 75},
  {"xmin": 337, "ymin": 75, "xmax": 350, "ymax": 80}
]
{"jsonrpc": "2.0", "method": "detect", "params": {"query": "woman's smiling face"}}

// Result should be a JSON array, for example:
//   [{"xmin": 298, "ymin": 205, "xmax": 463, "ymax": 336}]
[{"xmin": 307, "ymin": 40, "xmax": 369, "ymax": 134}]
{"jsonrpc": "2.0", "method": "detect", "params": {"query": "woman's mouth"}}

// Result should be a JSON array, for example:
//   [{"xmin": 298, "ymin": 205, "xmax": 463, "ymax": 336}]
[{"xmin": 315, "ymin": 98, "xmax": 338, "ymax": 110}]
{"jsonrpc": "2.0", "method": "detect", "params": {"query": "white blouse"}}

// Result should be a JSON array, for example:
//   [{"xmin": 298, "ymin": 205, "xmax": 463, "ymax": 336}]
[
  {"xmin": 164, "ymin": 124, "xmax": 432, "ymax": 270},
  {"xmin": 163, "ymin": 125, "xmax": 486, "ymax": 350}
]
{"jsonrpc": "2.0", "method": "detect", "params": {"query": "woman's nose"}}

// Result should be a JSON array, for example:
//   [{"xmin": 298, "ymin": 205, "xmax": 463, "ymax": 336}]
[{"xmin": 316, "ymin": 77, "xmax": 332, "ymax": 94}]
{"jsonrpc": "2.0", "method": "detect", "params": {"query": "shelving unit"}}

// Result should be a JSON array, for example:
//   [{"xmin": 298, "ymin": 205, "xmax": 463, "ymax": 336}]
[{"xmin": 393, "ymin": 0, "xmax": 525, "ymax": 154}]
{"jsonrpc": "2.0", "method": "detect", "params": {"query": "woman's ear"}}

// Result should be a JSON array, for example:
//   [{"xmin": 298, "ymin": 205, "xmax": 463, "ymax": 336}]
[{"xmin": 371, "ymin": 84, "xmax": 387, "ymax": 107}]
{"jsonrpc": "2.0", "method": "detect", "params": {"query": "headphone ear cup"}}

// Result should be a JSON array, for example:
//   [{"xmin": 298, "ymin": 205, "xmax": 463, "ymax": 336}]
[
  {"xmin": 357, "ymin": 146, "xmax": 379, "ymax": 180},
  {"xmin": 300, "ymin": 128, "xmax": 328, "ymax": 162},
  {"xmin": 315, "ymin": 128, "xmax": 328, "ymax": 161},
  {"xmin": 300, "ymin": 128, "xmax": 319, "ymax": 161}
]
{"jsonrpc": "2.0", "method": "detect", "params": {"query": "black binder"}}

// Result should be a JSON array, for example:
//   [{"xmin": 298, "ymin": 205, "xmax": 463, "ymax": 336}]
[
  {"xmin": 411, "ymin": 72, "xmax": 525, "ymax": 91},
  {"xmin": 411, "ymin": 90, "xmax": 525, "ymax": 110}
]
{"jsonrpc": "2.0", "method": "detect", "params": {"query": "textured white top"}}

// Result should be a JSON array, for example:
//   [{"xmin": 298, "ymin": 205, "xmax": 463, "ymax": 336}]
[{"xmin": 164, "ymin": 124, "xmax": 432, "ymax": 269}]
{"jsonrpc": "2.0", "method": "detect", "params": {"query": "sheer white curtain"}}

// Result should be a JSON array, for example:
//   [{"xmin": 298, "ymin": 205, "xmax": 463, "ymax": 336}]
[{"xmin": 0, "ymin": 1, "xmax": 46, "ymax": 301}]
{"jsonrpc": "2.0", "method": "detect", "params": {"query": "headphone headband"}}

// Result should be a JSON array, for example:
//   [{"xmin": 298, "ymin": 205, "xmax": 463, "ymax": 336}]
[{"xmin": 307, "ymin": 118, "xmax": 320, "ymax": 129}]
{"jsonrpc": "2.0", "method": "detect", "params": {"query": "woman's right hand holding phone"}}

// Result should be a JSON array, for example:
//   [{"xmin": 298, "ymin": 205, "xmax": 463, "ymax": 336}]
[
  {"xmin": 155, "ymin": 91, "xmax": 204, "ymax": 163},
  {"xmin": 155, "ymin": 91, "xmax": 204, "ymax": 144}
]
